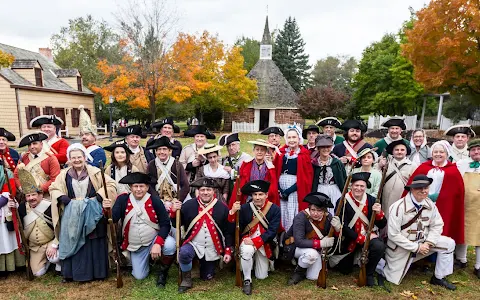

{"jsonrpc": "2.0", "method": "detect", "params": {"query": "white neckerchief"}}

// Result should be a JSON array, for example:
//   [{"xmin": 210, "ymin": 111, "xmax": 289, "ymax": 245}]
[
  {"xmin": 203, "ymin": 163, "xmax": 230, "ymax": 179},
  {"xmin": 384, "ymin": 133, "xmax": 402, "ymax": 145},
  {"xmin": 451, "ymin": 144, "xmax": 469, "ymax": 161},
  {"xmin": 129, "ymin": 146, "xmax": 140, "ymax": 154},
  {"xmin": 47, "ymin": 136, "xmax": 59, "ymax": 146},
  {"xmin": 427, "ymin": 167, "xmax": 445, "ymax": 195}
]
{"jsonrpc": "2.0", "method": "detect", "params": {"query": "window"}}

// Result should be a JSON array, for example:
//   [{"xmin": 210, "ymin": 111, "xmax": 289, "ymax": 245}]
[
  {"xmin": 77, "ymin": 76, "xmax": 82, "ymax": 92},
  {"xmin": 25, "ymin": 106, "xmax": 40, "ymax": 129},
  {"xmin": 71, "ymin": 108, "xmax": 80, "ymax": 127},
  {"xmin": 34, "ymin": 68, "xmax": 43, "ymax": 87},
  {"xmin": 43, "ymin": 106, "xmax": 54, "ymax": 115}
]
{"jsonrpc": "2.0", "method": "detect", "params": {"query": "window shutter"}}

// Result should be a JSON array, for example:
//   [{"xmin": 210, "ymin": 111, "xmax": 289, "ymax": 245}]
[
  {"xmin": 77, "ymin": 76, "xmax": 82, "ymax": 92},
  {"xmin": 34, "ymin": 68, "xmax": 43, "ymax": 87},
  {"xmin": 36, "ymin": 107, "xmax": 40, "ymax": 117},
  {"xmin": 25, "ymin": 107, "xmax": 32, "ymax": 129},
  {"xmin": 71, "ymin": 108, "xmax": 79, "ymax": 127}
]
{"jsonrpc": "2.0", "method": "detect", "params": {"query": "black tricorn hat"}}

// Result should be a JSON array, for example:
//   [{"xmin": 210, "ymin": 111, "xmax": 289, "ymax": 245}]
[
  {"xmin": 261, "ymin": 127, "xmax": 284, "ymax": 136},
  {"xmin": 119, "ymin": 172, "xmax": 153, "ymax": 185},
  {"xmin": 241, "ymin": 180, "xmax": 270, "ymax": 195},
  {"xmin": 18, "ymin": 132, "xmax": 48, "ymax": 148},
  {"xmin": 30, "ymin": 115, "xmax": 64, "ymax": 127},
  {"xmin": 117, "ymin": 125, "xmax": 147, "ymax": 138},
  {"xmin": 381, "ymin": 118, "xmax": 406, "ymax": 130},
  {"xmin": 146, "ymin": 136, "xmax": 178, "ymax": 150},
  {"xmin": 302, "ymin": 125, "xmax": 320, "ymax": 139},
  {"xmin": 303, "ymin": 192, "xmax": 333, "ymax": 209},
  {"xmin": 351, "ymin": 172, "xmax": 371, "ymax": 189},
  {"xmin": 340, "ymin": 120, "xmax": 367, "ymax": 132},
  {"xmin": 405, "ymin": 175, "xmax": 433, "ymax": 191},
  {"xmin": 386, "ymin": 139, "xmax": 411, "ymax": 156},
  {"xmin": 152, "ymin": 117, "xmax": 181, "ymax": 133},
  {"xmin": 444, "ymin": 124, "xmax": 476, "ymax": 137},
  {"xmin": 103, "ymin": 139, "xmax": 132, "ymax": 154},
  {"xmin": 316, "ymin": 117, "xmax": 342, "ymax": 128},
  {"xmin": 184, "ymin": 125, "xmax": 215, "ymax": 139},
  {"xmin": 218, "ymin": 133, "xmax": 240, "ymax": 146},
  {"xmin": 190, "ymin": 177, "xmax": 221, "ymax": 188},
  {"xmin": 0, "ymin": 128, "xmax": 16, "ymax": 141}
]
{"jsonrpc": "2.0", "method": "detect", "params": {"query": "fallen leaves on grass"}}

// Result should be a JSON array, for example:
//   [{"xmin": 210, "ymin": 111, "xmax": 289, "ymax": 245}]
[
  {"xmin": 400, "ymin": 290, "xmax": 418, "ymax": 299},
  {"xmin": 331, "ymin": 285, "xmax": 339, "ymax": 290}
]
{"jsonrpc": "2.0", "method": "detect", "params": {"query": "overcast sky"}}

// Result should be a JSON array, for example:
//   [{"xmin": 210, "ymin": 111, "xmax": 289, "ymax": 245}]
[{"xmin": 0, "ymin": 0, "xmax": 429, "ymax": 64}]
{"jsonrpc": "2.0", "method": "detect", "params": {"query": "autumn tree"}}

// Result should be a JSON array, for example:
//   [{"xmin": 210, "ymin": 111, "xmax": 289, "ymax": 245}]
[
  {"xmin": 174, "ymin": 32, "xmax": 258, "ymax": 127},
  {"xmin": 0, "ymin": 50, "xmax": 14, "ymax": 68},
  {"xmin": 298, "ymin": 85, "xmax": 348, "ymax": 120},
  {"xmin": 273, "ymin": 17, "xmax": 311, "ymax": 92},
  {"xmin": 403, "ymin": 0, "xmax": 480, "ymax": 98},
  {"xmin": 235, "ymin": 37, "xmax": 259, "ymax": 72}
]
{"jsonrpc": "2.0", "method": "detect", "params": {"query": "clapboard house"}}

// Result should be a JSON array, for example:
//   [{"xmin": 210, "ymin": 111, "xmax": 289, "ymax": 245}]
[
  {"xmin": 0, "ymin": 43, "xmax": 95, "ymax": 140},
  {"xmin": 223, "ymin": 16, "xmax": 303, "ymax": 133}
]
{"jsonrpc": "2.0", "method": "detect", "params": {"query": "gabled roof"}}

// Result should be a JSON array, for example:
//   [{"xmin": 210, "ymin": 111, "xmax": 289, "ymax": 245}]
[
  {"xmin": 11, "ymin": 59, "xmax": 41, "ymax": 69},
  {"xmin": 0, "ymin": 43, "xmax": 93, "ymax": 95}
]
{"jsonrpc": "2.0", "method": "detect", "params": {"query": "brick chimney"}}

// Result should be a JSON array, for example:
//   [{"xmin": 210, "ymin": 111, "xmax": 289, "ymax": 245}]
[{"xmin": 39, "ymin": 48, "xmax": 53, "ymax": 62}]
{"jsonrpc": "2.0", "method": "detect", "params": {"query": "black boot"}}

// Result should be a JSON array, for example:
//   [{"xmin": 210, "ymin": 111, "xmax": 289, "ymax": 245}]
[
  {"xmin": 156, "ymin": 255, "xmax": 175, "ymax": 288},
  {"xmin": 473, "ymin": 268, "xmax": 480, "ymax": 279},
  {"xmin": 178, "ymin": 271, "xmax": 193, "ymax": 293},
  {"xmin": 287, "ymin": 266, "xmax": 307, "ymax": 285},
  {"xmin": 430, "ymin": 276, "xmax": 456, "ymax": 290},
  {"xmin": 366, "ymin": 275, "xmax": 375, "ymax": 287},
  {"xmin": 242, "ymin": 279, "xmax": 252, "ymax": 295}
]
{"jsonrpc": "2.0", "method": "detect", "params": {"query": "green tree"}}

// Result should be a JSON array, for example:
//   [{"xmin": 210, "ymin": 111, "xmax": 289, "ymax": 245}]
[
  {"xmin": 273, "ymin": 17, "xmax": 311, "ymax": 92},
  {"xmin": 234, "ymin": 36, "xmax": 259, "ymax": 72},
  {"xmin": 50, "ymin": 15, "xmax": 122, "ymax": 87},
  {"xmin": 312, "ymin": 55, "xmax": 357, "ymax": 95},
  {"xmin": 352, "ymin": 33, "xmax": 424, "ymax": 115}
]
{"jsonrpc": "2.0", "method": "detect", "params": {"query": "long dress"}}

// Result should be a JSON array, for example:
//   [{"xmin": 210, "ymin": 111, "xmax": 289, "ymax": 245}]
[
  {"xmin": 49, "ymin": 165, "xmax": 117, "ymax": 281},
  {"xmin": 403, "ymin": 160, "xmax": 465, "ymax": 244},
  {"xmin": 311, "ymin": 156, "xmax": 346, "ymax": 216},
  {"xmin": 274, "ymin": 146, "xmax": 313, "ymax": 231},
  {"xmin": 0, "ymin": 167, "xmax": 24, "ymax": 273}
]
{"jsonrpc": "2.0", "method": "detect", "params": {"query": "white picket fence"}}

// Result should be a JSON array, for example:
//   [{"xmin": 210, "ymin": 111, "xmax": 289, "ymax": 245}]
[
  {"xmin": 232, "ymin": 122, "xmax": 303, "ymax": 133},
  {"xmin": 367, "ymin": 115, "xmax": 418, "ymax": 130},
  {"xmin": 368, "ymin": 114, "xmax": 479, "ymax": 131}
]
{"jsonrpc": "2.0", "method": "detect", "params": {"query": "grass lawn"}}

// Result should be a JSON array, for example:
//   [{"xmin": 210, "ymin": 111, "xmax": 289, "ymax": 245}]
[{"xmin": 4, "ymin": 132, "xmax": 479, "ymax": 299}]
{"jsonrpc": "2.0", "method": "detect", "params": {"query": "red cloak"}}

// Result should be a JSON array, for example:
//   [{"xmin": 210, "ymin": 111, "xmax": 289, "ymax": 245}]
[
  {"xmin": 402, "ymin": 160, "xmax": 465, "ymax": 244},
  {"xmin": 228, "ymin": 159, "xmax": 279, "ymax": 208},
  {"xmin": 274, "ymin": 145, "xmax": 313, "ymax": 211}
]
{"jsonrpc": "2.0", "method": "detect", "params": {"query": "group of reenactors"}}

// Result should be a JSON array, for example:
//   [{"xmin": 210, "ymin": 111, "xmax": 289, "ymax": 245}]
[{"xmin": 1, "ymin": 106, "xmax": 480, "ymax": 296}]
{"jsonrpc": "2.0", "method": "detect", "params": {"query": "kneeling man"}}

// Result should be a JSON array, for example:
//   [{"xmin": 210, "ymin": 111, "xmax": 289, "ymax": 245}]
[
  {"xmin": 384, "ymin": 175, "xmax": 456, "ymax": 290},
  {"xmin": 172, "ymin": 177, "xmax": 233, "ymax": 293},
  {"xmin": 7, "ymin": 168, "xmax": 59, "ymax": 276},
  {"xmin": 105, "ymin": 172, "xmax": 175, "ymax": 287},
  {"xmin": 230, "ymin": 180, "xmax": 281, "ymax": 295},
  {"xmin": 285, "ymin": 192, "xmax": 335, "ymax": 285}
]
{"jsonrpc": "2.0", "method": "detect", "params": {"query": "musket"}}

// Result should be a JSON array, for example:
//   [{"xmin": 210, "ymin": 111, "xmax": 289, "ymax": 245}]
[
  {"xmin": 99, "ymin": 161, "xmax": 123, "ymax": 288},
  {"xmin": 317, "ymin": 167, "xmax": 353, "ymax": 288},
  {"xmin": 234, "ymin": 176, "xmax": 242, "ymax": 287},
  {"xmin": 358, "ymin": 150, "xmax": 388, "ymax": 287},
  {"xmin": 1, "ymin": 157, "xmax": 33, "ymax": 280},
  {"xmin": 174, "ymin": 157, "xmax": 182, "ymax": 286}
]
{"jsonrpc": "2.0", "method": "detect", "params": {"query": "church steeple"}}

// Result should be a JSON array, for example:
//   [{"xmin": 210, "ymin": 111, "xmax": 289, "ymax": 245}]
[
  {"xmin": 259, "ymin": 16, "xmax": 273, "ymax": 60},
  {"xmin": 261, "ymin": 16, "xmax": 272, "ymax": 45}
]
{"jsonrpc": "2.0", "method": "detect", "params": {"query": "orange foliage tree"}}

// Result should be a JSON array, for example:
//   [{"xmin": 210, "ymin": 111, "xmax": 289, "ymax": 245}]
[
  {"xmin": 0, "ymin": 50, "xmax": 14, "ymax": 68},
  {"xmin": 403, "ymin": 0, "xmax": 480, "ymax": 95}
]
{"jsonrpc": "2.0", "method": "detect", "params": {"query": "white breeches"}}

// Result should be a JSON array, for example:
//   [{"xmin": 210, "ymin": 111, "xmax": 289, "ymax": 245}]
[
  {"xmin": 294, "ymin": 248, "xmax": 322, "ymax": 280},
  {"xmin": 240, "ymin": 243, "xmax": 270, "ymax": 281},
  {"xmin": 413, "ymin": 236, "xmax": 455, "ymax": 279}
]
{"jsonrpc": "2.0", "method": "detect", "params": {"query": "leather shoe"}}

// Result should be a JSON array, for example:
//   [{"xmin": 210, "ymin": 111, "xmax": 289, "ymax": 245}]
[
  {"xmin": 454, "ymin": 259, "xmax": 467, "ymax": 269},
  {"xmin": 474, "ymin": 268, "xmax": 480, "ymax": 279},
  {"xmin": 242, "ymin": 279, "xmax": 252, "ymax": 295},
  {"xmin": 430, "ymin": 276, "xmax": 456, "ymax": 290}
]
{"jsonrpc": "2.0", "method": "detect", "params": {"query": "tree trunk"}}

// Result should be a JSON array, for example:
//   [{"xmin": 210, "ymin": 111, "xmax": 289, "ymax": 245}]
[{"xmin": 149, "ymin": 95, "xmax": 156, "ymax": 123}]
